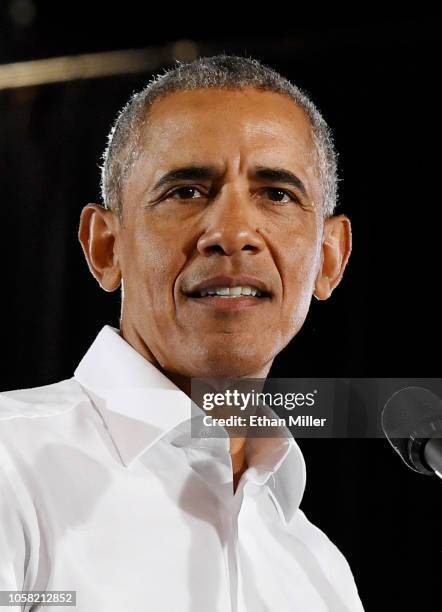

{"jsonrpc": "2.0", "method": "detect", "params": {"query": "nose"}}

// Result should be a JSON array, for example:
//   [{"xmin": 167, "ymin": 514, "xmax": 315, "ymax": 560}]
[{"xmin": 196, "ymin": 186, "xmax": 265, "ymax": 257}]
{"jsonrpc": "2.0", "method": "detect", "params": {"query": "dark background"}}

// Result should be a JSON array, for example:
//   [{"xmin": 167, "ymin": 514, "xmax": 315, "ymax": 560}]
[{"xmin": 1, "ymin": 4, "xmax": 440, "ymax": 609}]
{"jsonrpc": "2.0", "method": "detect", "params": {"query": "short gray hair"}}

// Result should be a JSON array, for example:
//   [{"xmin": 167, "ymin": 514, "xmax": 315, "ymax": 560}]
[{"xmin": 100, "ymin": 54, "xmax": 339, "ymax": 219}]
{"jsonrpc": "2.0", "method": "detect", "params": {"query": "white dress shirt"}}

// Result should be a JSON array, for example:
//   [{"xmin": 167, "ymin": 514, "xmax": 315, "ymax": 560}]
[{"xmin": 0, "ymin": 325, "xmax": 364, "ymax": 611}]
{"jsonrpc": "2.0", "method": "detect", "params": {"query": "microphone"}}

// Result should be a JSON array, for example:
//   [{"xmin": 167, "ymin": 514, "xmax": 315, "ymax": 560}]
[{"xmin": 381, "ymin": 386, "xmax": 442, "ymax": 479}]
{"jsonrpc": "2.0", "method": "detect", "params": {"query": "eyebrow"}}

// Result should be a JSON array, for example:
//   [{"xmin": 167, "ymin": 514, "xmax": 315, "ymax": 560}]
[
  {"xmin": 252, "ymin": 165, "xmax": 308, "ymax": 198},
  {"xmin": 151, "ymin": 164, "xmax": 308, "ymax": 198},
  {"xmin": 152, "ymin": 166, "xmax": 216, "ymax": 192}
]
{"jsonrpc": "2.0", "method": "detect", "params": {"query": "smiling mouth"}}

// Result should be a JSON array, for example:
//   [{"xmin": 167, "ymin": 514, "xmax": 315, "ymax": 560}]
[
  {"xmin": 184, "ymin": 285, "xmax": 272, "ymax": 311},
  {"xmin": 187, "ymin": 285, "xmax": 271, "ymax": 299}
]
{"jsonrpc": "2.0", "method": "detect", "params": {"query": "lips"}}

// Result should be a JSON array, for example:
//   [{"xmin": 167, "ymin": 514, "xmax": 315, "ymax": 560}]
[{"xmin": 183, "ymin": 275, "xmax": 272, "ymax": 298}]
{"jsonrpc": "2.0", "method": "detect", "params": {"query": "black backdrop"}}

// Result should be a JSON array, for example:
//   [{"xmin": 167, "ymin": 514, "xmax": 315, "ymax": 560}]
[{"xmin": 1, "ymin": 8, "xmax": 440, "ymax": 610}]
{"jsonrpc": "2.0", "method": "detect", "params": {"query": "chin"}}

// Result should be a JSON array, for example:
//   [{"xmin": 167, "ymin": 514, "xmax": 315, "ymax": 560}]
[{"xmin": 188, "ymin": 343, "xmax": 274, "ymax": 379}]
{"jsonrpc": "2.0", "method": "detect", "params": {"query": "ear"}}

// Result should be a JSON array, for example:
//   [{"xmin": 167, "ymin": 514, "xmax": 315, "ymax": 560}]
[
  {"xmin": 78, "ymin": 204, "xmax": 122, "ymax": 292},
  {"xmin": 314, "ymin": 214, "xmax": 352, "ymax": 300}
]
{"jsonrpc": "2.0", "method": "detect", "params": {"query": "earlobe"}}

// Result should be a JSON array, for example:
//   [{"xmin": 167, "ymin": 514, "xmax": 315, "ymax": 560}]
[
  {"xmin": 314, "ymin": 215, "xmax": 352, "ymax": 300},
  {"xmin": 78, "ymin": 204, "xmax": 122, "ymax": 292}
]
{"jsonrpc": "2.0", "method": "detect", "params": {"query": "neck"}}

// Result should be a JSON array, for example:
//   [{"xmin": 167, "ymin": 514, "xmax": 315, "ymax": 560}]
[
  {"xmin": 118, "ymin": 323, "xmax": 274, "ymax": 490},
  {"xmin": 231, "ymin": 436, "xmax": 248, "ymax": 492},
  {"xmin": 119, "ymin": 323, "xmax": 274, "ymax": 396}
]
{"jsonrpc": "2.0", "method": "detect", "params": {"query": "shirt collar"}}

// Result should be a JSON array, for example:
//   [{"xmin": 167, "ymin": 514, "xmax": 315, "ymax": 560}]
[
  {"xmin": 243, "ymin": 404, "xmax": 306, "ymax": 523},
  {"xmin": 74, "ymin": 325, "xmax": 193, "ymax": 467},
  {"xmin": 73, "ymin": 325, "xmax": 306, "ymax": 523}
]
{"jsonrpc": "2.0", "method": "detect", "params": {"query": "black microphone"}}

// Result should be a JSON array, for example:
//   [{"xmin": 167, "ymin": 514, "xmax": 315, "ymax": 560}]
[{"xmin": 381, "ymin": 386, "xmax": 442, "ymax": 479}]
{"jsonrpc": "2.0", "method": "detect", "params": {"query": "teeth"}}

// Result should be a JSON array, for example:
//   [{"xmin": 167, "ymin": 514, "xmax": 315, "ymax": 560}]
[
  {"xmin": 198, "ymin": 285, "xmax": 264, "ymax": 297},
  {"xmin": 229, "ymin": 286, "xmax": 243, "ymax": 296},
  {"xmin": 216, "ymin": 287, "xmax": 230, "ymax": 296}
]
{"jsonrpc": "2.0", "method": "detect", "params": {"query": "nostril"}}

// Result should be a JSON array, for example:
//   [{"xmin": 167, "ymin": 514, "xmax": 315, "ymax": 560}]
[
  {"xmin": 198, "ymin": 229, "xmax": 263, "ymax": 256},
  {"xmin": 207, "ymin": 245, "xmax": 226, "ymax": 254},
  {"xmin": 204, "ymin": 243, "xmax": 257, "ymax": 255}
]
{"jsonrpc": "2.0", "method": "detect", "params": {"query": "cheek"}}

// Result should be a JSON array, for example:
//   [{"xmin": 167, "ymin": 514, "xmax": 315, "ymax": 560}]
[
  {"xmin": 121, "ymin": 227, "xmax": 184, "ymax": 313},
  {"xmin": 281, "ymin": 238, "xmax": 319, "ymax": 331}
]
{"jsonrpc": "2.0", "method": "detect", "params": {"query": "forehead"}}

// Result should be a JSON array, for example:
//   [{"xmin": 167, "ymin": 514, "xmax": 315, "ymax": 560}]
[
  {"xmin": 140, "ymin": 88, "xmax": 317, "ymax": 167},
  {"xmin": 122, "ymin": 88, "xmax": 322, "ymax": 210}
]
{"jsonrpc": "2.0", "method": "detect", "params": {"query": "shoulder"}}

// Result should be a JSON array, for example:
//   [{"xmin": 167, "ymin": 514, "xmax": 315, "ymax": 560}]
[
  {"xmin": 293, "ymin": 509, "xmax": 353, "ymax": 571},
  {"xmin": 0, "ymin": 378, "xmax": 85, "ymax": 421},
  {"xmin": 0, "ymin": 379, "xmax": 91, "ymax": 589},
  {"xmin": 0, "ymin": 378, "xmax": 96, "ymax": 457},
  {"xmin": 0, "ymin": 377, "xmax": 105, "ymax": 504},
  {"xmin": 290, "ymin": 509, "xmax": 365, "ymax": 611}
]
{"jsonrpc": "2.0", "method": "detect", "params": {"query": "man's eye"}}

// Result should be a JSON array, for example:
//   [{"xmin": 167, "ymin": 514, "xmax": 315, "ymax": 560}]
[
  {"xmin": 167, "ymin": 186, "xmax": 205, "ymax": 200},
  {"xmin": 263, "ymin": 188, "xmax": 298, "ymax": 204}
]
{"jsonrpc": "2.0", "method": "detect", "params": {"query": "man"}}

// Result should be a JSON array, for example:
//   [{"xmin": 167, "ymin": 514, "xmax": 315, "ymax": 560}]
[{"xmin": 0, "ymin": 55, "xmax": 363, "ymax": 610}]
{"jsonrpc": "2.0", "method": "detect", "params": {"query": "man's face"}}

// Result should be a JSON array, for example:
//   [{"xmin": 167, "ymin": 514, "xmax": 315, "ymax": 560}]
[{"xmin": 106, "ymin": 88, "xmax": 329, "ymax": 378}]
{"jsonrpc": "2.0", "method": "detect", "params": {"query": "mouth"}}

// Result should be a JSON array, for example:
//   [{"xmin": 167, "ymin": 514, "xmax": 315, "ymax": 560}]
[{"xmin": 182, "ymin": 275, "xmax": 272, "ymax": 310}]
